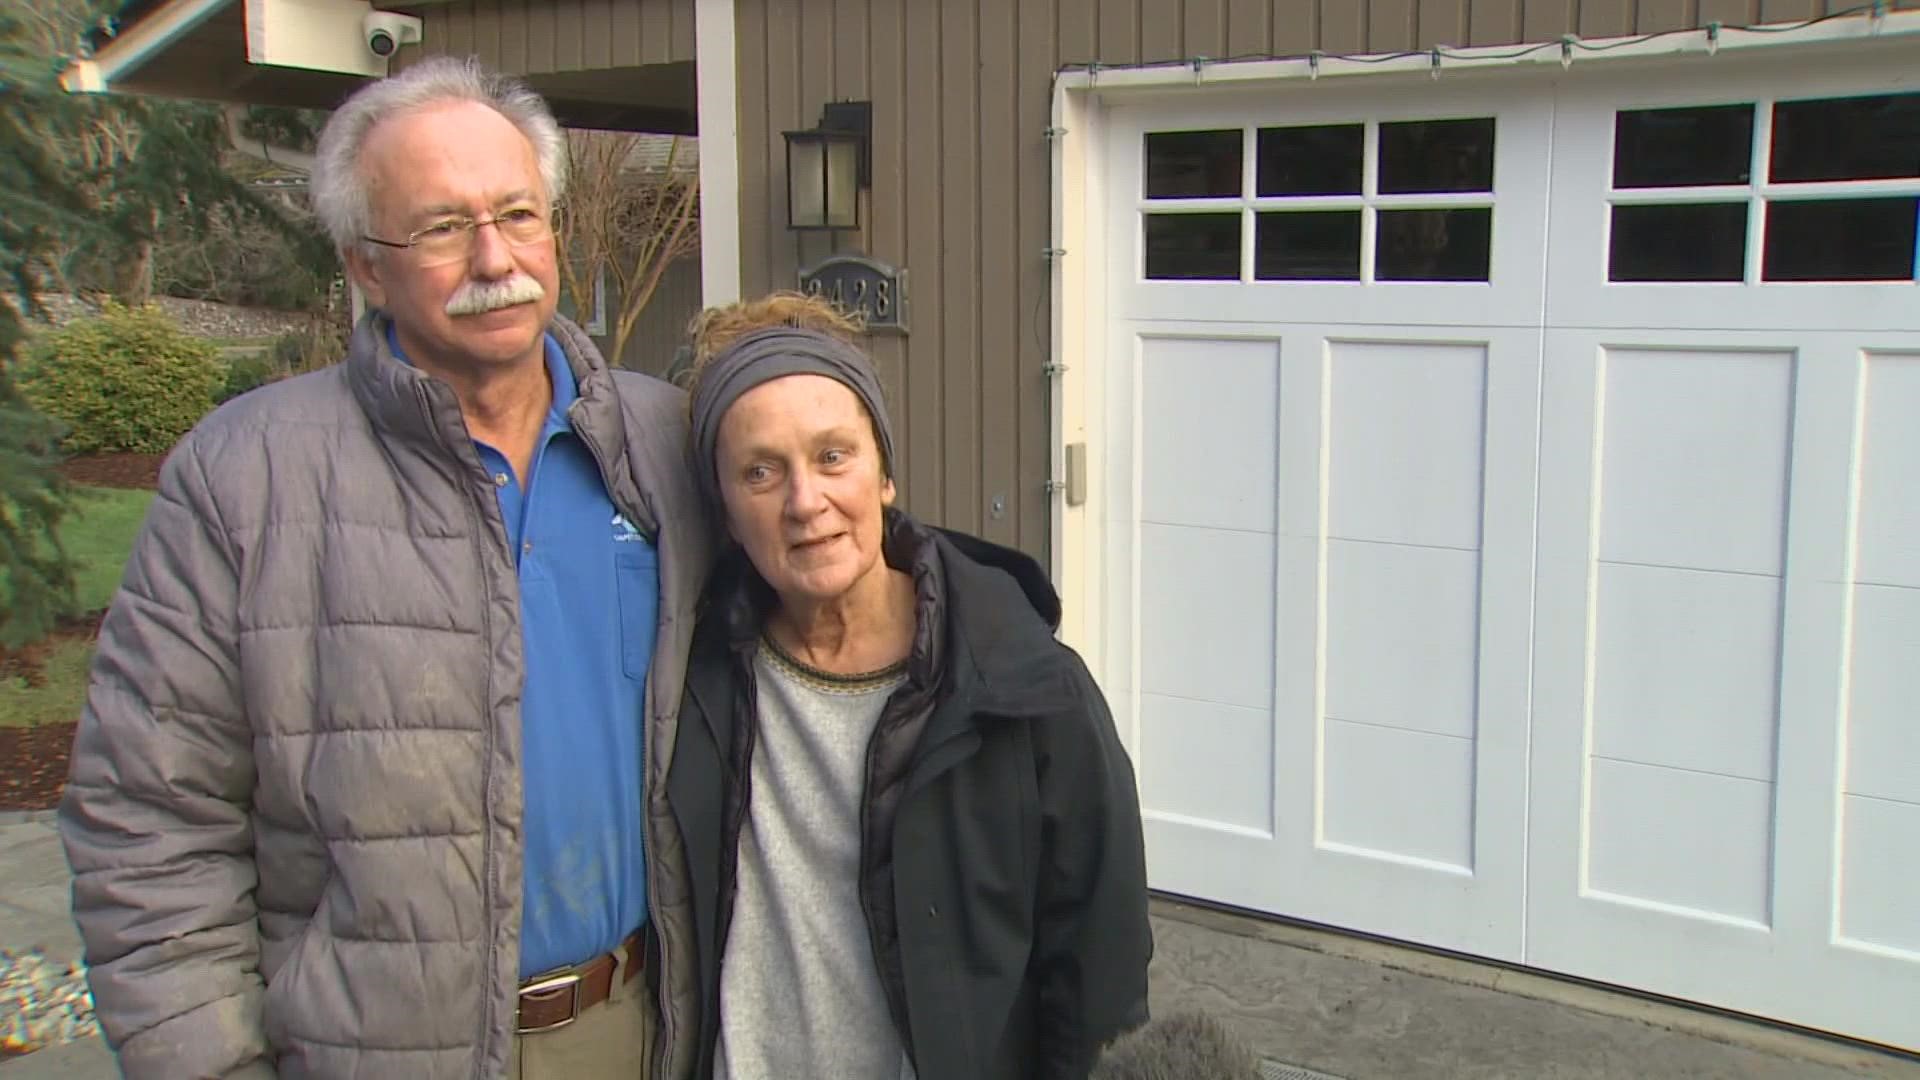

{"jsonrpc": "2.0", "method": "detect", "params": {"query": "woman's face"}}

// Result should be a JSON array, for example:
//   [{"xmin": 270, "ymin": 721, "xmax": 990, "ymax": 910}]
[{"xmin": 715, "ymin": 374, "xmax": 896, "ymax": 608}]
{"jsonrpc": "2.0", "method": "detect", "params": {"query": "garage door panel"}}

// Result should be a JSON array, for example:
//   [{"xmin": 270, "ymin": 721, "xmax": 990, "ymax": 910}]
[
  {"xmin": 1138, "ymin": 693, "xmax": 1275, "ymax": 837},
  {"xmin": 1140, "ymin": 336, "xmax": 1280, "ymax": 534},
  {"xmin": 1591, "ymin": 562, "xmax": 1783, "ymax": 783},
  {"xmin": 1595, "ymin": 347, "xmax": 1795, "ymax": 577},
  {"xmin": 1544, "ymin": 72, "xmax": 1920, "ymax": 335},
  {"xmin": 1138, "ymin": 522, "xmax": 1275, "ymax": 711},
  {"xmin": 1327, "ymin": 340, "xmax": 1487, "ymax": 550},
  {"xmin": 1838, "ymin": 795, "xmax": 1920, "ymax": 957},
  {"xmin": 1109, "ymin": 88, "xmax": 1552, "ymax": 330},
  {"xmin": 1586, "ymin": 757, "xmax": 1776, "ymax": 928},
  {"xmin": 1533, "ymin": 328, "xmax": 1920, "ymax": 1048},
  {"xmin": 1856, "ymin": 351, "xmax": 1920, "ymax": 587},
  {"xmin": 1322, "ymin": 719, "xmax": 1476, "ymax": 871},
  {"xmin": 1105, "ymin": 316, "xmax": 1534, "ymax": 960},
  {"xmin": 1846, "ymin": 586, "xmax": 1920, "ymax": 805},
  {"xmin": 1326, "ymin": 540, "xmax": 1481, "ymax": 741}
]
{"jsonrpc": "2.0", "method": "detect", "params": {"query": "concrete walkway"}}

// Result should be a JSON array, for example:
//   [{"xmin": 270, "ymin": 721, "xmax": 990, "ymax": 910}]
[
  {"xmin": 0, "ymin": 814, "xmax": 112, "ymax": 1079},
  {"xmin": 3, "ymin": 813, "xmax": 1916, "ymax": 1079},
  {"xmin": 1153, "ymin": 899, "xmax": 1920, "ymax": 1079}
]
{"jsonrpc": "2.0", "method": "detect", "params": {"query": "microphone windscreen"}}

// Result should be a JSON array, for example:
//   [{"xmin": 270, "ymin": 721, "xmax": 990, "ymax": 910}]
[{"xmin": 1089, "ymin": 1012, "xmax": 1264, "ymax": 1080}]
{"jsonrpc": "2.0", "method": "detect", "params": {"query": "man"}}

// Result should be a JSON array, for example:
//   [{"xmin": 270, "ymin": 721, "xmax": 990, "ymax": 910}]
[{"xmin": 58, "ymin": 57, "xmax": 712, "ymax": 1079}]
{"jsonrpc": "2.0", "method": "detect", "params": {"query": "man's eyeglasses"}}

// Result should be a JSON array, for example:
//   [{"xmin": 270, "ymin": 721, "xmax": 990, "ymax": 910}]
[{"xmin": 362, "ymin": 206, "xmax": 560, "ymax": 267}]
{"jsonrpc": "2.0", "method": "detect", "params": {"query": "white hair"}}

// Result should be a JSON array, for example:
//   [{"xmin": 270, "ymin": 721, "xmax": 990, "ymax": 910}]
[{"xmin": 310, "ymin": 55, "xmax": 567, "ymax": 256}]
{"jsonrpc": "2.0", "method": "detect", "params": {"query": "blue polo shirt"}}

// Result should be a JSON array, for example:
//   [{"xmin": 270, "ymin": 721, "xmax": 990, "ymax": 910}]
[{"xmin": 388, "ymin": 326, "xmax": 656, "ymax": 976}]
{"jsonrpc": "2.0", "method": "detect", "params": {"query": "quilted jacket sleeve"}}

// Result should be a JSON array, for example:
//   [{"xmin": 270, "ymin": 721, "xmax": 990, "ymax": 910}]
[
  {"xmin": 1032, "ymin": 651, "xmax": 1154, "ymax": 1078},
  {"xmin": 58, "ymin": 435, "xmax": 276, "ymax": 1080}
]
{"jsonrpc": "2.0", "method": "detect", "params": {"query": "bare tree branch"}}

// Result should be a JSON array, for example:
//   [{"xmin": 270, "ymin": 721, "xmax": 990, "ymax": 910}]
[{"xmin": 556, "ymin": 129, "xmax": 701, "ymax": 365}]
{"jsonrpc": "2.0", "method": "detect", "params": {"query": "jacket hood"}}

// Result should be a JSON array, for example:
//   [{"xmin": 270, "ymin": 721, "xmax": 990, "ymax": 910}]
[{"xmin": 925, "ymin": 523, "xmax": 1061, "ymax": 632}]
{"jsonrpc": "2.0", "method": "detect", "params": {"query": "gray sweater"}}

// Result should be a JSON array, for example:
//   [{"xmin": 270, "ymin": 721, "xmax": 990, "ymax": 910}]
[{"xmin": 714, "ymin": 642, "xmax": 916, "ymax": 1080}]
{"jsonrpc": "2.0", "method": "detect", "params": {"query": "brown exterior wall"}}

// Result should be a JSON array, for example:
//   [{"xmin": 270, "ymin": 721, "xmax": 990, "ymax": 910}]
[
  {"xmin": 419, "ymin": 0, "xmax": 696, "ymax": 73},
  {"xmin": 730, "ymin": 0, "xmax": 1906, "ymax": 560}
]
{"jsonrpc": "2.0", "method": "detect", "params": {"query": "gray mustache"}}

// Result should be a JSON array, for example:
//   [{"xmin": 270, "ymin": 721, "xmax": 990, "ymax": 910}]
[{"xmin": 444, "ymin": 274, "xmax": 546, "ymax": 316}]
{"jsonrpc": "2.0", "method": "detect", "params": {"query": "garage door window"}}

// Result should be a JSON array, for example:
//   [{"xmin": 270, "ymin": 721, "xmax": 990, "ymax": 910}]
[
  {"xmin": 1608, "ymin": 93, "xmax": 1920, "ymax": 284},
  {"xmin": 1143, "ymin": 118, "xmax": 1496, "ymax": 283}
]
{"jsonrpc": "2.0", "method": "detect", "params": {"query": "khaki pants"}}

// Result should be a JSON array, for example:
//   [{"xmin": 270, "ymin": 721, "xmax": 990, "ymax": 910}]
[{"xmin": 506, "ymin": 967, "xmax": 655, "ymax": 1080}]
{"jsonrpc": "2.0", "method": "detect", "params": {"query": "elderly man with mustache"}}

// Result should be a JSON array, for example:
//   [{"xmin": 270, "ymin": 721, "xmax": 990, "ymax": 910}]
[{"xmin": 58, "ymin": 57, "xmax": 712, "ymax": 1080}]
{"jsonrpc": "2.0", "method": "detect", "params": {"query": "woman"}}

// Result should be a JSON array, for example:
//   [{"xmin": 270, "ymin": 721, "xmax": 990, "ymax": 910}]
[{"xmin": 665, "ymin": 294, "xmax": 1151, "ymax": 1080}]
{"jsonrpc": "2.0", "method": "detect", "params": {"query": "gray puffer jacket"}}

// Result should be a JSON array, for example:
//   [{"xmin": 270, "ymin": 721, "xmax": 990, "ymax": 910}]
[{"xmin": 58, "ymin": 313, "xmax": 714, "ymax": 1080}]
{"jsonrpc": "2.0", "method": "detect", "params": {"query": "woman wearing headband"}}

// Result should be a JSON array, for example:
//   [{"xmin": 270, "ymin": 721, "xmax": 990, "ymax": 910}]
[{"xmin": 663, "ymin": 293, "xmax": 1151, "ymax": 1080}]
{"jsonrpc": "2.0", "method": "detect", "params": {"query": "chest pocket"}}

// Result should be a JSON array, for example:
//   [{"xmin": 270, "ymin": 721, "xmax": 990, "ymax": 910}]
[{"xmin": 615, "ymin": 543, "xmax": 660, "ymax": 683}]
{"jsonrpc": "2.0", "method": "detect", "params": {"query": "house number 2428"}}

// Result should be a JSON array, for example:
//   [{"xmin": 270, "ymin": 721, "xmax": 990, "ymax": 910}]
[
  {"xmin": 805, "ymin": 275, "xmax": 893, "ymax": 319},
  {"xmin": 798, "ymin": 257, "xmax": 908, "ymax": 333}
]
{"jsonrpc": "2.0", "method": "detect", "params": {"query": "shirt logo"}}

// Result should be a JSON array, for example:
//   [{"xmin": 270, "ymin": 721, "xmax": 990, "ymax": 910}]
[{"xmin": 612, "ymin": 512, "xmax": 644, "ymax": 542}]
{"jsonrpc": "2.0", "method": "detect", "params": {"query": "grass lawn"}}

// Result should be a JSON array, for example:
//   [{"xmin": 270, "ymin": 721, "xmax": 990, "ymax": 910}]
[
  {"xmin": 0, "ymin": 637, "xmax": 96, "ymax": 728},
  {"xmin": 0, "ymin": 485, "xmax": 153, "ymax": 728},
  {"xmin": 62, "ymin": 486, "xmax": 155, "ymax": 612}
]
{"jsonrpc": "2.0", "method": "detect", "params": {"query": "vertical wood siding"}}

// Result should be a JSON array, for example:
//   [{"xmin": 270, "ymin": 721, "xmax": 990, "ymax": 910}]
[
  {"xmin": 419, "ymin": 0, "xmax": 696, "ymax": 73},
  {"xmin": 734, "ymin": 0, "xmax": 1890, "ymax": 560},
  {"xmin": 608, "ymin": 255, "xmax": 705, "ymax": 377}
]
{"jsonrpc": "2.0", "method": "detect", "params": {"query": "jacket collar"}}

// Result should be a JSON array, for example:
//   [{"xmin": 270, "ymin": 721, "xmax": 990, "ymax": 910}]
[{"xmin": 344, "ymin": 310, "xmax": 652, "ymax": 531}]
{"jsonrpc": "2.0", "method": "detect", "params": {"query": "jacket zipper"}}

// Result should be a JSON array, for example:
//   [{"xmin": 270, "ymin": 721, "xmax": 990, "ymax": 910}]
[
  {"xmin": 422, "ymin": 378, "xmax": 514, "ymax": 1080},
  {"xmin": 571, "ymin": 417, "xmax": 679, "ymax": 1079}
]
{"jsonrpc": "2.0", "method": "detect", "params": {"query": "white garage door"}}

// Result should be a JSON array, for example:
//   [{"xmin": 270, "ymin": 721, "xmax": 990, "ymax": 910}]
[{"xmin": 1095, "ymin": 52, "xmax": 1920, "ymax": 1049}]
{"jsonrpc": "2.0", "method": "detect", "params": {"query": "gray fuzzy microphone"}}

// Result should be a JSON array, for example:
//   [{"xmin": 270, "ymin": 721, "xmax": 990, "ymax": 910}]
[{"xmin": 1090, "ymin": 1013, "xmax": 1264, "ymax": 1080}]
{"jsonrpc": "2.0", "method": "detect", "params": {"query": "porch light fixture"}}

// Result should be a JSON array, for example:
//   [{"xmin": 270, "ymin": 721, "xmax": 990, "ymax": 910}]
[{"xmin": 784, "ymin": 101, "xmax": 870, "ymax": 231}]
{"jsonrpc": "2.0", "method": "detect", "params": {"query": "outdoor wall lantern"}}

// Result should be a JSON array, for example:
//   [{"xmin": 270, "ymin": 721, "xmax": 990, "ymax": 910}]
[{"xmin": 784, "ymin": 101, "xmax": 870, "ymax": 231}]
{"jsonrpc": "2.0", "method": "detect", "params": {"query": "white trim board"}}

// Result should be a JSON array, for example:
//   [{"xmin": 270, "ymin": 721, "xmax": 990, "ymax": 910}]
[{"xmin": 694, "ymin": 0, "xmax": 742, "ymax": 307}]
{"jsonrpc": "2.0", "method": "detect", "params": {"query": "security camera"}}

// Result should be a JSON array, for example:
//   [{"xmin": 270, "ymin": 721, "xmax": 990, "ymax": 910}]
[{"xmin": 362, "ymin": 11, "xmax": 422, "ymax": 58}]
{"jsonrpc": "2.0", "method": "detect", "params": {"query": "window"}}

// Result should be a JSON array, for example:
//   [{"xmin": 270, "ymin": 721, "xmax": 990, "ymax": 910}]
[
  {"xmin": 1146, "ymin": 130, "xmax": 1242, "ymax": 199},
  {"xmin": 1607, "ymin": 93, "xmax": 1920, "ymax": 284},
  {"xmin": 1145, "ymin": 213, "xmax": 1241, "ymax": 280},
  {"xmin": 1141, "ymin": 117, "xmax": 1497, "ymax": 283}
]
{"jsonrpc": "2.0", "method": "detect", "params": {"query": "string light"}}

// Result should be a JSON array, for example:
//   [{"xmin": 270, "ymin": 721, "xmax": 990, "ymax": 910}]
[{"xmin": 1058, "ymin": 2, "xmax": 1895, "ymax": 78}]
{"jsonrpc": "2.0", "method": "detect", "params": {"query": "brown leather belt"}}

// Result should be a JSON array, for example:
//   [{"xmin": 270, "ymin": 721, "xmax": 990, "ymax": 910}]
[{"xmin": 515, "ymin": 930, "xmax": 645, "ymax": 1034}]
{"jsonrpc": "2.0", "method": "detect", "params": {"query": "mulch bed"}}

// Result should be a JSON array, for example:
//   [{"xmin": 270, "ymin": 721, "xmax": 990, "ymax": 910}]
[
  {"xmin": 0, "ymin": 612, "xmax": 104, "ymax": 688},
  {"xmin": 55, "ymin": 451, "xmax": 167, "ymax": 490},
  {"xmin": 0, "ymin": 722, "xmax": 78, "ymax": 812},
  {"xmin": 0, "ymin": 611, "xmax": 103, "ymax": 813}
]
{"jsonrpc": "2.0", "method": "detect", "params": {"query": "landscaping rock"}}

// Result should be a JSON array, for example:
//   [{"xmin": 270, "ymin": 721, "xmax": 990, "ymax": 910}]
[
  {"xmin": 0, "ymin": 949, "xmax": 97, "ymax": 1058},
  {"xmin": 26, "ymin": 294, "xmax": 318, "ymax": 343}
]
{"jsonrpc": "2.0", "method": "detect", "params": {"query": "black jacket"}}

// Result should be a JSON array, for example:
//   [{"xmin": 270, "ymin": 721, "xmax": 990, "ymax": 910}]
[{"xmin": 666, "ymin": 509, "xmax": 1152, "ymax": 1080}]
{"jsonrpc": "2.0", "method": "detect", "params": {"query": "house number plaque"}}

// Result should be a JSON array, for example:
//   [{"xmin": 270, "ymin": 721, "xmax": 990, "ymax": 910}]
[{"xmin": 798, "ymin": 255, "xmax": 909, "ymax": 334}]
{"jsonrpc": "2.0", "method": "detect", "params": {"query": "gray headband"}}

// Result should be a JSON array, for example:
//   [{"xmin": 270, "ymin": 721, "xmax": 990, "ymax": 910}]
[{"xmin": 689, "ymin": 327, "xmax": 895, "ymax": 512}]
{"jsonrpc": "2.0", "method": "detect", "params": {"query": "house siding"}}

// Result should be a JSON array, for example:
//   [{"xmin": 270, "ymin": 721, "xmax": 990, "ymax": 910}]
[
  {"xmin": 420, "ymin": 0, "xmax": 697, "ymax": 73},
  {"xmin": 609, "ymin": 254, "xmax": 705, "ymax": 377}
]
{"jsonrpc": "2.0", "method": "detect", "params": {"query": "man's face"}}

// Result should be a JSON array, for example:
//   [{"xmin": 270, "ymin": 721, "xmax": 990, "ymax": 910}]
[
  {"xmin": 344, "ymin": 99, "xmax": 560, "ymax": 374},
  {"xmin": 715, "ymin": 374, "xmax": 897, "ymax": 608}
]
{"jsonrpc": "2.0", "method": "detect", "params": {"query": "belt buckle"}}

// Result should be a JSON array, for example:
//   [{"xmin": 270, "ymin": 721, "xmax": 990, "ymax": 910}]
[{"xmin": 515, "ymin": 970, "xmax": 584, "ymax": 1034}]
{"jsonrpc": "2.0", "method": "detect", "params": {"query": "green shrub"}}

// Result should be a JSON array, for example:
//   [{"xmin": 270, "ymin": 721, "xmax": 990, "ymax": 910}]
[
  {"xmin": 19, "ymin": 303, "xmax": 224, "ymax": 454},
  {"xmin": 218, "ymin": 351, "xmax": 278, "ymax": 403}
]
